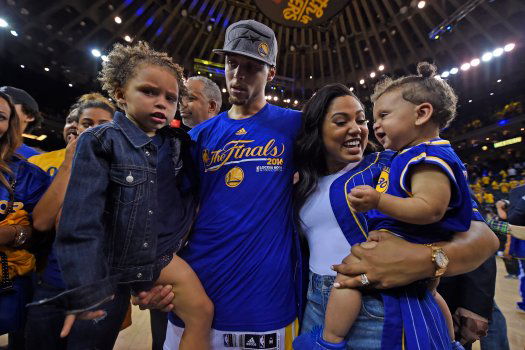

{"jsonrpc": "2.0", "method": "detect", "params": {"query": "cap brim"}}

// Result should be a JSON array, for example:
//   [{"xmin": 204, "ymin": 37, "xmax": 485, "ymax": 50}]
[{"xmin": 212, "ymin": 49, "xmax": 274, "ymax": 66}]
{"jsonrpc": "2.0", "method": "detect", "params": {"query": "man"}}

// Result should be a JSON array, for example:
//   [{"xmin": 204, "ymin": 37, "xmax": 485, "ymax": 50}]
[
  {"xmin": 507, "ymin": 184, "xmax": 525, "ymax": 313},
  {"xmin": 0, "ymin": 86, "xmax": 43, "ymax": 158},
  {"xmin": 180, "ymin": 76, "xmax": 222, "ymax": 128},
  {"xmin": 160, "ymin": 20, "xmax": 301, "ymax": 348}
]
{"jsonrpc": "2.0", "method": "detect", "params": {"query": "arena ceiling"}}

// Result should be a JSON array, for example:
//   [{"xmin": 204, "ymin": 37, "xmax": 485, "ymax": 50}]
[{"xmin": 1, "ymin": 0, "xmax": 524, "ymax": 100}]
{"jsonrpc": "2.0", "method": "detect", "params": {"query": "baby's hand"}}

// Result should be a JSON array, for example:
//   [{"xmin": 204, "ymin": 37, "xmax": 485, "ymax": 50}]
[{"xmin": 347, "ymin": 185, "xmax": 381, "ymax": 212}]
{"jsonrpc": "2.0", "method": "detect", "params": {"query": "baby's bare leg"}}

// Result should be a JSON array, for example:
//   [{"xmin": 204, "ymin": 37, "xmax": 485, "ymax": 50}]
[
  {"xmin": 157, "ymin": 255, "xmax": 214, "ymax": 350},
  {"xmin": 323, "ymin": 254, "xmax": 362, "ymax": 344},
  {"xmin": 433, "ymin": 289, "xmax": 455, "ymax": 341}
]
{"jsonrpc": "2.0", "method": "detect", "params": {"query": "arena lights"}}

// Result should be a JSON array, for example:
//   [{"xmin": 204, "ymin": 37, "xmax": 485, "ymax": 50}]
[
  {"xmin": 44, "ymin": 67, "xmax": 50, "ymax": 72},
  {"xmin": 10, "ymin": 30, "xmax": 18, "ymax": 37},
  {"xmin": 490, "ymin": 92, "xmax": 494, "ymax": 96},
  {"xmin": 460, "ymin": 63, "xmax": 470, "ymax": 71},
  {"xmin": 359, "ymin": 79, "xmax": 365, "ymax": 85},
  {"xmin": 0, "ymin": 18, "xmax": 8, "ymax": 28},
  {"xmin": 418, "ymin": 1, "xmax": 426, "ymax": 9},
  {"xmin": 441, "ymin": 71, "xmax": 450, "ymax": 78},
  {"xmin": 114, "ymin": 16, "xmax": 122, "ymax": 24},
  {"xmin": 294, "ymin": 100, "xmax": 299, "ymax": 105},
  {"xmin": 482, "ymin": 146, "xmax": 488, "ymax": 151},
  {"xmin": 504, "ymin": 43, "xmax": 515, "ymax": 52},
  {"xmin": 470, "ymin": 58, "xmax": 480, "ymax": 67},
  {"xmin": 68, "ymin": 83, "xmax": 73, "ymax": 87},
  {"xmin": 481, "ymin": 52, "xmax": 493, "ymax": 62},
  {"xmin": 91, "ymin": 49, "xmax": 101, "ymax": 57},
  {"xmin": 493, "ymin": 47, "xmax": 504, "ymax": 57},
  {"xmin": 221, "ymin": 88, "xmax": 226, "ymax": 93},
  {"xmin": 273, "ymin": 96, "xmax": 279, "ymax": 101},
  {"xmin": 378, "ymin": 65, "xmax": 385, "ymax": 71},
  {"xmin": 124, "ymin": 35, "xmax": 132, "ymax": 42},
  {"xmin": 370, "ymin": 72, "xmax": 376, "ymax": 78},
  {"xmin": 309, "ymin": 75, "xmax": 313, "ymax": 79},
  {"xmin": 350, "ymin": 87, "xmax": 354, "ymax": 92},
  {"xmin": 20, "ymin": 64, "xmax": 25, "ymax": 69},
  {"xmin": 497, "ymin": 79, "xmax": 502, "ymax": 83},
  {"xmin": 450, "ymin": 67, "xmax": 459, "ymax": 75},
  {"xmin": 468, "ymin": 99, "xmax": 472, "ymax": 103}
]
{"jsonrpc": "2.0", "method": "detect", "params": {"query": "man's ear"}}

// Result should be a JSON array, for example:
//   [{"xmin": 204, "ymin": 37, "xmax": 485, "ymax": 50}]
[
  {"xmin": 208, "ymin": 100, "xmax": 218, "ymax": 115},
  {"xmin": 267, "ymin": 66, "xmax": 276, "ymax": 82},
  {"xmin": 414, "ymin": 102, "xmax": 433, "ymax": 126}
]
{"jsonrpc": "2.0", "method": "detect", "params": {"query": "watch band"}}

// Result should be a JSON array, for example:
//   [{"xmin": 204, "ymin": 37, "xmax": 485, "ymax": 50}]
[{"xmin": 426, "ymin": 244, "xmax": 448, "ymax": 278}]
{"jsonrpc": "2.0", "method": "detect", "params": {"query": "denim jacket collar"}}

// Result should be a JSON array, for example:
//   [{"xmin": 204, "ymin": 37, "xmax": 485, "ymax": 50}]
[{"xmin": 113, "ymin": 111, "xmax": 152, "ymax": 149}]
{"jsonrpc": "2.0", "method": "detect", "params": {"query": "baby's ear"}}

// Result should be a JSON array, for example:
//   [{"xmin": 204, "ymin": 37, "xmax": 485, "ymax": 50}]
[
  {"xmin": 114, "ymin": 88, "xmax": 126, "ymax": 107},
  {"xmin": 414, "ymin": 102, "xmax": 433, "ymax": 126}
]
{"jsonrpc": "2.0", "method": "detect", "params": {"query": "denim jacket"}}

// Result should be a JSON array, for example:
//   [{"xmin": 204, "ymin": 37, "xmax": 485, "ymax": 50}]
[{"xmin": 42, "ymin": 112, "xmax": 197, "ymax": 313}]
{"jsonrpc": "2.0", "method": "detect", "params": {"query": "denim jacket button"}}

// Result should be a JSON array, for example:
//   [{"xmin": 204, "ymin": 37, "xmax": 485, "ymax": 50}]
[
  {"xmin": 148, "ymin": 210, "xmax": 153, "ymax": 215},
  {"xmin": 145, "ymin": 150, "xmax": 151, "ymax": 156},
  {"xmin": 137, "ymin": 272, "xmax": 142, "ymax": 278},
  {"xmin": 150, "ymin": 180, "xmax": 154, "ymax": 184},
  {"xmin": 143, "ymin": 242, "xmax": 149, "ymax": 248}
]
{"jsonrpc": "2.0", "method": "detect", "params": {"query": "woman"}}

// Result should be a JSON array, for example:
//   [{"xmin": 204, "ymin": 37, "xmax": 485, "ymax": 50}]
[
  {"xmin": 294, "ymin": 84, "xmax": 498, "ymax": 349},
  {"xmin": 0, "ymin": 91, "xmax": 49, "ymax": 346}
]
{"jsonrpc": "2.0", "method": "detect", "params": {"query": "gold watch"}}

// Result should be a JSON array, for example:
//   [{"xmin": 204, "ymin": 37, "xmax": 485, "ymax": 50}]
[{"xmin": 426, "ymin": 244, "xmax": 449, "ymax": 277}]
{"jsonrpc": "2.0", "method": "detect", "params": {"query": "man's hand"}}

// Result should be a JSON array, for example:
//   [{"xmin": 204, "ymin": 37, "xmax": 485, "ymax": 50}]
[
  {"xmin": 347, "ymin": 185, "xmax": 381, "ymax": 212},
  {"xmin": 131, "ymin": 285, "xmax": 175, "ymax": 312},
  {"xmin": 332, "ymin": 231, "xmax": 433, "ymax": 289}
]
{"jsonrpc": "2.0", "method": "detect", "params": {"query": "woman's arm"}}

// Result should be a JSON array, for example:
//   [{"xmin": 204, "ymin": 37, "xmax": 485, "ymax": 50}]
[
  {"xmin": 32, "ymin": 138, "xmax": 77, "ymax": 232},
  {"xmin": 0, "ymin": 225, "xmax": 32, "ymax": 246},
  {"xmin": 509, "ymin": 224, "xmax": 525, "ymax": 240},
  {"xmin": 332, "ymin": 220, "xmax": 499, "ymax": 289}
]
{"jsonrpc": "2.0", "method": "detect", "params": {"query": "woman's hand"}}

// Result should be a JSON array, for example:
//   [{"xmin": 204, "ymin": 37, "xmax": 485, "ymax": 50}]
[{"xmin": 332, "ymin": 231, "xmax": 433, "ymax": 289}]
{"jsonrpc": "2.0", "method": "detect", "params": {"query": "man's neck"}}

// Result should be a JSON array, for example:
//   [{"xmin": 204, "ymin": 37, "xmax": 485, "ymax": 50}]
[{"xmin": 228, "ymin": 98, "xmax": 267, "ymax": 120}]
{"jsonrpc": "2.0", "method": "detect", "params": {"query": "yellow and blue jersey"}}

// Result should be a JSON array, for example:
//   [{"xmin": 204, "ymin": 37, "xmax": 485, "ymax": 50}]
[
  {"xmin": 367, "ymin": 138, "xmax": 472, "ymax": 244},
  {"xmin": 171, "ymin": 104, "xmax": 302, "ymax": 331}
]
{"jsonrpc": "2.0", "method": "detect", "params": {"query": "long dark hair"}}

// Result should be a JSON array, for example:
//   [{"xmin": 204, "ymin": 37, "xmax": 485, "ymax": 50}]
[
  {"xmin": 294, "ymin": 83, "xmax": 368, "ymax": 216},
  {"xmin": 0, "ymin": 92, "xmax": 22, "ymax": 194}
]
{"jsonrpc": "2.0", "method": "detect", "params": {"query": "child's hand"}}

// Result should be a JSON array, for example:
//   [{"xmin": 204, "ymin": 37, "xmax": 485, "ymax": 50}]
[
  {"xmin": 60, "ymin": 309, "xmax": 107, "ymax": 338},
  {"xmin": 347, "ymin": 185, "xmax": 381, "ymax": 212}
]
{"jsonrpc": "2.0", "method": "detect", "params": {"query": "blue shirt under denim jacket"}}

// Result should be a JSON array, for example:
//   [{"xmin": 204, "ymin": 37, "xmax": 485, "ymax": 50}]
[{"xmin": 44, "ymin": 112, "xmax": 197, "ymax": 313}]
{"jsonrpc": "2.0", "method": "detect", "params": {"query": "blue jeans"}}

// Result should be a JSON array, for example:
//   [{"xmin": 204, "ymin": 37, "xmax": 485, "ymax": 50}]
[
  {"xmin": 25, "ymin": 280, "xmax": 130, "ymax": 350},
  {"xmin": 479, "ymin": 302, "xmax": 509, "ymax": 350},
  {"xmin": 301, "ymin": 271, "xmax": 384, "ymax": 350}
]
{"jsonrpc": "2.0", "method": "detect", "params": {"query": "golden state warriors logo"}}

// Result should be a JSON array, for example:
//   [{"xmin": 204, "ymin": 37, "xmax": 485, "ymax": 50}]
[
  {"xmin": 225, "ymin": 167, "xmax": 244, "ymax": 188},
  {"xmin": 202, "ymin": 149, "xmax": 211, "ymax": 165},
  {"xmin": 375, "ymin": 167, "xmax": 390, "ymax": 193},
  {"xmin": 258, "ymin": 42, "xmax": 269, "ymax": 58}
]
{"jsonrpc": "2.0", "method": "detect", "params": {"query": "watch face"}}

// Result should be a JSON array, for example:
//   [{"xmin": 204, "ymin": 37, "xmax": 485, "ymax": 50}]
[{"xmin": 435, "ymin": 251, "xmax": 449, "ymax": 269}]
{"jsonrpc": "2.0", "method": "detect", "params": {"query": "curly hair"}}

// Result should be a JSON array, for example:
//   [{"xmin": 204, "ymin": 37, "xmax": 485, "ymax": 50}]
[
  {"xmin": 371, "ymin": 62, "xmax": 458, "ymax": 130},
  {"xmin": 69, "ymin": 92, "xmax": 115, "ymax": 116},
  {"xmin": 98, "ymin": 41, "xmax": 186, "ymax": 108}
]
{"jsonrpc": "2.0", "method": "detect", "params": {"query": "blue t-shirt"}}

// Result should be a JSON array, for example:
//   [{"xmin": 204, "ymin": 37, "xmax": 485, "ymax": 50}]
[
  {"xmin": 170, "ymin": 103, "xmax": 302, "ymax": 331},
  {"xmin": 17, "ymin": 143, "xmax": 40, "ymax": 159},
  {"xmin": 367, "ymin": 139, "xmax": 472, "ymax": 243}
]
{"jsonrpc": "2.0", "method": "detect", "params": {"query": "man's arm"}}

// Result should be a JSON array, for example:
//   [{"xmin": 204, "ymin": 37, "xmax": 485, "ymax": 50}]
[
  {"xmin": 508, "ymin": 187, "xmax": 525, "ymax": 225},
  {"xmin": 332, "ymin": 220, "xmax": 499, "ymax": 289}
]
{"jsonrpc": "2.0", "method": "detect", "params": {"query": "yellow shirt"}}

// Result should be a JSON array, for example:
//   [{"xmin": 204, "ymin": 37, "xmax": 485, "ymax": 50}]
[
  {"xmin": 499, "ymin": 170, "xmax": 508, "ymax": 179},
  {"xmin": 28, "ymin": 148, "xmax": 66, "ymax": 176},
  {"xmin": 510, "ymin": 180, "xmax": 519, "ymax": 189},
  {"xmin": 482, "ymin": 176, "xmax": 490, "ymax": 185},
  {"xmin": 471, "ymin": 181, "xmax": 482, "ymax": 192},
  {"xmin": 491, "ymin": 180, "xmax": 499, "ymax": 190},
  {"xmin": 475, "ymin": 192, "xmax": 483, "ymax": 204},
  {"xmin": 520, "ymin": 179, "xmax": 525, "ymax": 186},
  {"xmin": 500, "ymin": 182, "xmax": 510, "ymax": 193},
  {"xmin": 483, "ymin": 192, "xmax": 495, "ymax": 204}
]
